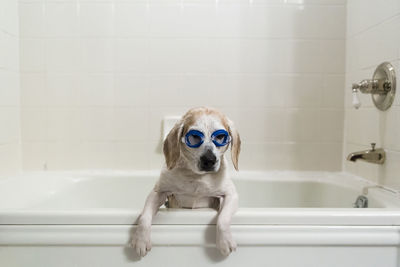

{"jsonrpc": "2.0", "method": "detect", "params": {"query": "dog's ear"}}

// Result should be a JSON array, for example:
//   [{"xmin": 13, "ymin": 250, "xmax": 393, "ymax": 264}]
[
  {"xmin": 163, "ymin": 121, "xmax": 183, "ymax": 170},
  {"xmin": 228, "ymin": 119, "xmax": 241, "ymax": 171}
]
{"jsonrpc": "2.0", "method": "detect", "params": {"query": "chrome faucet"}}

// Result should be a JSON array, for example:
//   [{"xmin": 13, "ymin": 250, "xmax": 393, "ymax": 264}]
[{"xmin": 347, "ymin": 143, "xmax": 385, "ymax": 164}]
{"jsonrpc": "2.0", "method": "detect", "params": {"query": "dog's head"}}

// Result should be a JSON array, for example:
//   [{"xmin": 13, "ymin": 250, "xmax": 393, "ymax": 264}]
[{"xmin": 163, "ymin": 107, "xmax": 241, "ymax": 174}]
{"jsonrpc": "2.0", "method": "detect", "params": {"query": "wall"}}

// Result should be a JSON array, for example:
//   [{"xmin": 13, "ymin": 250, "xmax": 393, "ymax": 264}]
[
  {"xmin": 19, "ymin": 0, "xmax": 346, "ymax": 171},
  {"xmin": 344, "ymin": 0, "xmax": 400, "ymax": 189},
  {"xmin": 0, "ymin": 0, "xmax": 21, "ymax": 178}
]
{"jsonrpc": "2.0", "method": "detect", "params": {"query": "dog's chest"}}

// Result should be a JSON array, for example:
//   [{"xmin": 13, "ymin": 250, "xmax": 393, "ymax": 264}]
[
  {"xmin": 166, "ymin": 194, "xmax": 220, "ymax": 209},
  {"xmin": 161, "ymin": 176, "xmax": 224, "ymax": 209},
  {"xmin": 172, "ymin": 175, "xmax": 221, "ymax": 196}
]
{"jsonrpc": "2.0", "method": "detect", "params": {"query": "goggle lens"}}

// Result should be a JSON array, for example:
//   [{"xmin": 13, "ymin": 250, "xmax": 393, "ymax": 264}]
[
  {"xmin": 185, "ymin": 130, "xmax": 204, "ymax": 148},
  {"xmin": 211, "ymin": 129, "xmax": 230, "ymax": 147}
]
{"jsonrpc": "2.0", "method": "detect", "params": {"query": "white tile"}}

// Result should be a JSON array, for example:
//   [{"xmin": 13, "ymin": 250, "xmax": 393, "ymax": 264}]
[
  {"xmin": 285, "ymin": 74, "xmax": 323, "ymax": 108},
  {"xmin": 323, "ymin": 75, "xmax": 345, "ymax": 108},
  {"xmin": 114, "ymin": 3, "xmax": 148, "ymax": 37},
  {"xmin": 46, "ymin": 142, "xmax": 84, "ymax": 170},
  {"xmin": 45, "ymin": 2, "xmax": 78, "ymax": 37},
  {"xmin": 81, "ymin": 142, "xmax": 115, "ymax": 169},
  {"xmin": 81, "ymin": 38, "xmax": 114, "ymax": 72},
  {"xmin": 220, "ymin": 75, "xmax": 273, "ymax": 108},
  {"xmin": 216, "ymin": 3, "xmax": 250, "ymax": 38},
  {"xmin": 284, "ymin": 109, "xmax": 320, "ymax": 142},
  {"xmin": 1, "ymin": 0, "xmax": 19, "ymax": 35},
  {"xmin": 20, "ymin": 73, "xmax": 47, "ymax": 106},
  {"xmin": 233, "ymin": 108, "xmax": 286, "ymax": 143},
  {"xmin": 47, "ymin": 108, "xmax": 80, "ymax": 141},
  {"xmin": 0, "ymin": 33, "xmax": 4, "ymax": 70},
  {"xmin": 0, "ymin": 144, "xmax": 20, "ymax": 178},
  {"xmin": 180, "ymin": 3, "xmax": 216, "ymax": 37},
  {"xmin": 115, "ymin": 38, "xmax": 148, "ymax": 72},
  {"xmin": 113, "ymin": 107, "xmax": 149, "ymax": 141},
  {"xmin": 21, "ymin": 108, "xmax": 47, "ymax": 141},
  {"xmin": 148, "ymin": 39, "xmax": 184, "ymax": 73},
  {"xmin": 45, "ymin": 39, "xmax": 81, "ymax": 72},
  {"xmin": 78, "ymin": 74, "xmax": 114, "ymax": 106},
  {"xmin": 79, "ymin": 3, "xmax": 114, "ymax": 37},
  {"xmin": 0, "ymin": 107, "xmax": 20, "ymax": 144},
  {"xmin": 180, "ymin": 39, "xmax": 217, "ymax": 73},
  {"xmin": 148, "ymin": 74, "xmax": 184, "ymax": 107},
  {"xmin": 113, "ymin": 142, "xmax": 149, "ymax": 169},
  {"xmin": 79, "ymin": 107, "xmax": 114, "ymax": 141},
  {"xmin": 46, "ymin": 74, "xmax": 78, "ymax": 106},
  {"xmin": 317, "ymin": 142, "xmax": 343, "ymax": 171},
  {"xmin": 347, "ymin": 0, "xmax": 400, "ymax": 36},
  {"xmin": 0, "ymin": 71, "xmax": 20, "ymax": 106},
  {"xmin": 21, "ymin": 142, "xmax": 48, "ymax": 171},
  {"xmin": 382, "ymin": 106, "xmax": 400, "ymax": 151},
  {"xmin": 291, "ymin": 40, "xmax": 345, "ymax": 73},
  {"xmin": 286, "ymin": 143, "xmax": 325, "ymax": 171},
  {"xmin": 257, "ymin": 75, "xmax": 287, "ymax": 107},
  {"xmin": 346, "ymin": 108, "xmax": 380, "ymax": 146},
  {"xmin": 148, "ymin": 3, "xmax": 182, "ymax": 37},
  {"xmin": 3, "ymin": 34, "xmax": 19, "ymax": 71},
  {"xmin": 216, "ymin": 39, "xmax": 269, "ymax": 73},
  {"xmin": 351, "ymin": 17, "xmax": 400, "ymax": 71},
  {"xmin": 296, "ymin": 5, "xmax": 345, "ymax": 39},
  {"xmin": 319, "ymin": 109, "xmax": 344, "ymax": 142},
  {"xmin": 114, "ymin": 74, "xmax": 149, "ymax": 106},
  {"xmin": 217, "ymin": 39, "xmax": 345, "ymax": 74},
  {"xmin": 180, "ymin": 74, "xmax": 220, "ymax": 107},
  {"xmin": 238, "ymin": 143, "xmax": 291, "ymax": 170},
  {"xmin": 216, "ymin": 4, "xmax": 345, "ymax": 39},
  {"xmin": 379, "ymin": 150, "xmax": 400, "ymax": 189},
  {"xmin": 19, "ymin": 2, "xmax": 45, "ymax": 37}
]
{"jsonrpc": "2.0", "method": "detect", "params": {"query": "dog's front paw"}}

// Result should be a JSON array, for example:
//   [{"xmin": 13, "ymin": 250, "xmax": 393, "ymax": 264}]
[
  {"xmin": 216, "ymin": 230, "xmax": 237, "ymax": 256},
  {"xmin": 130, "ymin": 227, "xmax": 152, "ymax": 257}
]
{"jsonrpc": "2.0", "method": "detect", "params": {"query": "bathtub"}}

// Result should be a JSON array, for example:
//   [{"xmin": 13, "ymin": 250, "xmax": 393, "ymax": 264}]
[{"xmin": 1, "ymin": 171, "xmax": 400, "ymax": 267}]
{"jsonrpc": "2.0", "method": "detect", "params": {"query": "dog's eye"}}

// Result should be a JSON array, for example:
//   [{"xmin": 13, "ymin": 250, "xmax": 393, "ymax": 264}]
[
  {"xmin": 216, "ymin": 134, "xmax": 225, "ymax": 142},
  {"xmin": 188, "ymin": 135, "xmax": 202, "ymax": 145}
]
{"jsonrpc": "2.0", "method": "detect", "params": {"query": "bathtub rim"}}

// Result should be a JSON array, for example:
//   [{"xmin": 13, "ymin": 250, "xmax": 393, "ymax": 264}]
[
  {"xmin": 2, "ymin": 224, "xmax": 400, "ymax": 247},
  {"xmin": 2, "ymin": 170, "xmax": 400, "ymax": 226},
  {"xmin": 3, "ymin": 208, "xmax": 400, "ymax": 226}
]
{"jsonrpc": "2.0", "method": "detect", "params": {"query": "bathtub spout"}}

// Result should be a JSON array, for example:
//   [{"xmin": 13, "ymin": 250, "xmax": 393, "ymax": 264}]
[{"xmin": 346, "ymin": 143, "xmax": 385, "ymax": 164}]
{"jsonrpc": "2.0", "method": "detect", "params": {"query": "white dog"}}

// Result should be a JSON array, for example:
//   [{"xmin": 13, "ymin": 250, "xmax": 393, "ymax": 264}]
[{"xmin": 130, "ymin": 107, "xmax": 241, "ymax": 257}]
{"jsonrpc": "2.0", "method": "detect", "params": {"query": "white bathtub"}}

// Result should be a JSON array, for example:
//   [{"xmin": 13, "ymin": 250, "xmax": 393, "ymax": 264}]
[{"xmin": 1, "ymin": 171, "xmax": 400, "ymax": 267}]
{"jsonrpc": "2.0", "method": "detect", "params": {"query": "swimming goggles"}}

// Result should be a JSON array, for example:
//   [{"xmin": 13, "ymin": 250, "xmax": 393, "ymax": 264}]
[{"xmin": 184, "ymin": 129, "xmax": 231, "ymax": 148}]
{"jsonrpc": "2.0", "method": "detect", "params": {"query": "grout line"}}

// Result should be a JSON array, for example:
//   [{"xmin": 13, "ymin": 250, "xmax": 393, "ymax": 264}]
[
  {"xmin": 19, "ymin": 36, "xmax": 346, "ymax": 41},
  {"xmin": 347, "ymin": 13, "xmax": 400, "ymax": 38}
]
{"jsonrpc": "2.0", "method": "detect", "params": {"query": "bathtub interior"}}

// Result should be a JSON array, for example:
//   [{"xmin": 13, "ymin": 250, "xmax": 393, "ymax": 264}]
[{"xmin": 0, "ymin": 171, "xmax": 398, "ymax": 210}]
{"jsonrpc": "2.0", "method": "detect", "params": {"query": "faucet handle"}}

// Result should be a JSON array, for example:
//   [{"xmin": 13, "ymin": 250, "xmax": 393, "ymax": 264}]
[
  {"xmin": 371, "ymin": 143, "xmax": 376, "ymax": 151},
  {"xmin": 352, "ymin": 89, "xmax": 361, "ymax": 109}
]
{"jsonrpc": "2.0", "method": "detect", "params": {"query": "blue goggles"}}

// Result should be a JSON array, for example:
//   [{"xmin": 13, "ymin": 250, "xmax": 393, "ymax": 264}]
[{"xmin": 184, "ymin": 129, "xmax": 231, "ymax": 148}]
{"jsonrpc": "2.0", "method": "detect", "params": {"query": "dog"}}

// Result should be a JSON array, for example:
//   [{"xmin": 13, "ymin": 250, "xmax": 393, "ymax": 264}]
[{"xmin": 130, "ymin": 107, "xmax": 241, "ymax": 257}]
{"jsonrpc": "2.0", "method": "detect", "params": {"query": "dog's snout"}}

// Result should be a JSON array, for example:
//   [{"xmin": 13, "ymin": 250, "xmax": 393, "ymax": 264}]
[{"xmin": 200, "ymin": 150, "xmax": 217, "ymax": 171}]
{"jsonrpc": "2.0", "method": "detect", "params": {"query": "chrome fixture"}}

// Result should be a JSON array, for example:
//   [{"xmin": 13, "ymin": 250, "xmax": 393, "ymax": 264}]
[
  {"xmin": 353, "ymin": 195, "xmax": 368, "ymax": 208},
  {"xmin": 352, "ymin": 62, "xmax": 396, "ymax": 110},
  {"xmin": 347, "ymin": 143, "xmax": 385, "ymax": 164}
]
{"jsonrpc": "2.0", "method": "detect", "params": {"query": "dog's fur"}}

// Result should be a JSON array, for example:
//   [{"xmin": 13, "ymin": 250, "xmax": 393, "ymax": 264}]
[{"xmin": 130, "ymin": 107, "xmax": 241, "ymax": 257}]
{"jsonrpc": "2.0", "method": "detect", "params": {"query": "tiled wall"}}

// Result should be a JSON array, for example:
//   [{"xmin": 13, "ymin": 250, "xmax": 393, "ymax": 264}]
[
  {"xmin": 19, "ymin": 0, "xmax": 346, "ymax": 171},
  {"xmin": 0, "ymin": 0, "xmax": 21, "ymax": 178},
  {"xmin": 344, "ymin": 0, "xmax": 400, "ymax": 189}
]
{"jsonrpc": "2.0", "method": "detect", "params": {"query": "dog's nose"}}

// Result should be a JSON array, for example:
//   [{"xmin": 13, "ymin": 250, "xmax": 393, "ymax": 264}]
[{"xmin": 200, "ymin": 150, "xmax": 217, "ymax": 171}]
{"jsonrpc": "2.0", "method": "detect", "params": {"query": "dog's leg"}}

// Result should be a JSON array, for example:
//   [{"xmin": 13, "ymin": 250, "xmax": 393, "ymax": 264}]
[
  {"xmin": 131, "ymin": 190, "xmax": 167, "ymax": 257},
  {"xmin": 216, "ymin": 193, "xmax": 238, "ymax": 256}
]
